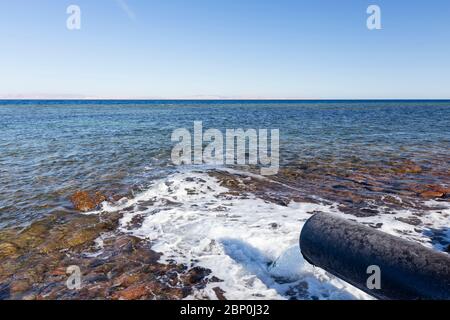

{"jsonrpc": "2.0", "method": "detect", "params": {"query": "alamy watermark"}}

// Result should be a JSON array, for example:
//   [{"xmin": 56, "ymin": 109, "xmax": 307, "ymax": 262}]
[
  {"xmin": 366, "ymin": 265, "xmax": 381, "ymax": 290},
  {"xmin": 66, "ymin": 265, "xmax": 82, "ymax": 290},
  {"xmin": 66, "ymin": 5, "xmax": 81, "ymax": 30},
  {"xmin": 171, "ymin": 122, "xmax": 279, "ymax": 175},
  {"xmin": 66, "ymin": 4, "xmax": 380, "ymax": 31},
  {"xmin": 367, "ymin": 5, "xmax": 382, "ymax": 30}
]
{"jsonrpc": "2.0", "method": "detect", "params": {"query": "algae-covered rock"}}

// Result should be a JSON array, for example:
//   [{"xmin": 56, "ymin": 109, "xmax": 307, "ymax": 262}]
[
  {"xmin": 0, "ymin": 242, "xmax": 19, "ymax": 259},
  {"xmin": 70, "ymin": 191, "xmax": 107, "ymax": 212}
]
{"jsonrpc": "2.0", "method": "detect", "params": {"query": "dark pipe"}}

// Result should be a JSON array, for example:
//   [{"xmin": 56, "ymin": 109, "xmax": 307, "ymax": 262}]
[{"xmin": 300, "ymin": 213, "xmax": 450, "ymax": 300}]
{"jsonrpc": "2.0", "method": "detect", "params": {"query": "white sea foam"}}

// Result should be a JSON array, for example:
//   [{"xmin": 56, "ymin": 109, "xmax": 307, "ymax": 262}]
[{"xmin": 97, "ymin": 169, "xmax": 449, "ymax": 300}]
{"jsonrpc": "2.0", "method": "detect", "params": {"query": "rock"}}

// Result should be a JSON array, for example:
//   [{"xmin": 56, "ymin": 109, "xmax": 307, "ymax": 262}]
[
  {"xmin": 50, "ymin": 267, "xmax": 67, "ymax": 276},
  {"xmin": 0, "ymin": 209, "xmax": 209, "ymax": 300},
  {"xmin": 84, "ymin": 273, "xmax": 109, "ymax": 284},
  {"xmin": 383, "ymin": 195, "xmax": 403, "ymax": 206},
  {"xmin": 281, "ymin": 168, "xmax": 302, "ymax": 179},
  {"xmin": 112, "ymin": 194, "xmax": 128, "ymax": 202},
  {"xmin": 184, "ymin": 267, "xmax": 211, "ymax": 285},
  {"xmin": 70, "ymin": 191, "xmax": 107, "ymax": 212},
  {"xmin": 426, "ymin": 185, "xmax": 450, "ymax": 195},
  {"xmin": 185, "ymin": 188, "xmax": 198, "ymax": 195},
  {"xmin": 112, "ymin": 273, "xmax": 141, "ymax": 288},
  {"xmin": 406, "ymin": 184, "xmax": 450, "ymax": 199},
  {"xmin": 14, "ymin": 222, "xmax": 49, "ymax": 249},
  {"xmin": 10, "ymin": 280, "xmax": 31, "ymax": 294},
  {"xmin": 66, "ymin": 228, "xmax": 99, "ymax": 248},
  {"xmin": 112, "ymin": 284, "xmax": 150, "ymax": 300},
  {"xmin": 0, "ymin": 242, "xmax": 19, "ymax": 258},
  {"xmin": 210, "ymin": 276, "xmax": 223, "ymax": 283},
  {"xmin": 213, "ymin": 287, "xmax": 227, "ymax": 300},
  {"xmin": 272, "ymin": 198, "xmax": 290, "ymax": 207},
  {"xmin": 395, "ymin": 216, "xmax": 422, "ymax": 226},
  {"xmin": 38, "ymin": 226, "xmax": 99, "ymax": 253},
  {"xmin": 224, "ymin": 179, "xmax": 240, "ymax": 188},
  {"xmin": 360, "ymin": 208, "xmax": 379, "ymax": 216},
  {"xmin": 420, "ymin": 191, "xmax": 445, "ymax": 199},
  {"xmin": 395, "ymin": 161, "xmax": 422, "ymax": 174},
  {"xmin": 406, "ymin": 183, "xmax": 426, "ymax": 194},
  {"xmin": 126, "ymin": 215, "xmax": 145, "ymax": 230}
]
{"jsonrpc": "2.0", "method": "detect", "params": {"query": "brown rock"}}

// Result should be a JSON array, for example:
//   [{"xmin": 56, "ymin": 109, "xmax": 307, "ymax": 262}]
[
  {"xmin": 0, "ymin": 242, "xmax": 19, "ymax": 258},
  {"xmin": 112, "ymin": 194, "xmax": 128, "ymax": 202},
  {"xmin": 14, "ymin": 222, "xmax": 49, "ymax": 249},
  {"xmin": 420, "ymin": 191, "xmax": 445, "ymax": 199},
  {"xmin": 70, "ymin": 191, "xmax": 106, "ymax": 212},
  {"xmin": 0, "ymin": 206, "xmax": 214, "ymax": 300},
  {"xmin": 395, "ymin": 161, "xmax": 422, "ymax": 174},
  {"xmin": 113, "ymin": 273, "xmax": 141, "ymax": 288},
  {"xmin": 213, "ymin": 287, "xmax": 227, "ymax": 300},
  {"xmin": 66, "ymin": 228, "xmax": 99, "ymax": 248},
  {"xmin": 50, "ymin": 267, "xmax": 67, "ymax": 276},
  {"xmin": 406, "ymin": 183, "xmax": 425, "ymax": 194},
  {"xmin": 112, "ymin": 284, "xmax": 151, "ymax": 300},
  {"xmin": 426, "ymin": 185, "xmax": 450, "ymax": 195},
  {"xmin": 10, "ymin": 280, "xmax": 31, "ymax": 294}
]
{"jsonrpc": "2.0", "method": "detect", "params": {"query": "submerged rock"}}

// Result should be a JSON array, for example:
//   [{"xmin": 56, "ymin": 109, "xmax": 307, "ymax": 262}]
[
  {"xmin": 0, "ymin": 209, "xmax": 217, "ymax": 300},
  {"xmin": 70, "ymin": 191, "xmax": 107, "ymax": 212},
  {"xmin": 420, "ymin": 191, "xmax": 445, "ymax": 199},
  {"xmin": 10, "ymin": 280, "xmax": 31, "ymax": 295},
  {"xmin": 0, "ymin": 243, "xmax": 19, "ymax": 259},
  {"xmin": 112, "ymin": 284, "xmax": 152, "ymax": 300},
  {"xmin": 395, "ymin": 161, "xmax": 423, "ymax": 174},
  {"xmin": 419, "ymin": 185, "xmax": 449, "ymax": 199}
]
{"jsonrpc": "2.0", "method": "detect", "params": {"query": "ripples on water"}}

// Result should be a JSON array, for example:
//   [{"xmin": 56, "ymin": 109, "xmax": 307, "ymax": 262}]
[{"xmin": 0, "ymin": 100, "xmax": 449, "ymax": 228}]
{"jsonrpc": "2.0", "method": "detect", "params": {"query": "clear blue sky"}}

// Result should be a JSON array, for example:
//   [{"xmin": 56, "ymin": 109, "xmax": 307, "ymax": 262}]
[{"xmin": 0, "ymin": 0, "xmax": 449, "ymax": 99}]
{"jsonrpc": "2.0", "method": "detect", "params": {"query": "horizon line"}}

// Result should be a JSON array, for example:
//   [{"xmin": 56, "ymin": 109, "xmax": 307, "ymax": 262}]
[{"xmin": 1, "ymin": 98, "xmax": 450, "ymax": 101}]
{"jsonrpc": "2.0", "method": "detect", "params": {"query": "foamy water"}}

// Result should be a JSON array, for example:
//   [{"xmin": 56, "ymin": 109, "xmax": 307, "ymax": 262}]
[{"xmin": 96, "ymin": 169, "xmax": 449, "ymax": 300}]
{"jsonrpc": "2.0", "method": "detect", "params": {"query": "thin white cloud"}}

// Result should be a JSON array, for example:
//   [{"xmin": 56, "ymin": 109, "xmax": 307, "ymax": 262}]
[{"xmin": 115, "ymin": 0, "xmax": 136, "ymax": 21}]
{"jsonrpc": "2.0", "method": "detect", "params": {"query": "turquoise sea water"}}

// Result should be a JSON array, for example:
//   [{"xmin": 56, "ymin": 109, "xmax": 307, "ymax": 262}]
[{"xmin": 0, "ymin": 100, "xmax": 449, "ymax": 229}]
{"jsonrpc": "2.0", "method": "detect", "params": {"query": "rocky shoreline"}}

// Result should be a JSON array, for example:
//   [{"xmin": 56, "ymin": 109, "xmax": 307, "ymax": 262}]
[
  {"xmin": 0, "ymin": 158, "xmax": 449, "ymax": 300},
  {"xmin": 0, "ymin": 209, "xmax": 220, "ymax": 300}
]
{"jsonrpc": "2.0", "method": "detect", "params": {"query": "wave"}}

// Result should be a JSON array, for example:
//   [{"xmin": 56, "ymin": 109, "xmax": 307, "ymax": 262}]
[{"xmin": 95, "ymin": 168, "xmax": 449, "ymax": 300}]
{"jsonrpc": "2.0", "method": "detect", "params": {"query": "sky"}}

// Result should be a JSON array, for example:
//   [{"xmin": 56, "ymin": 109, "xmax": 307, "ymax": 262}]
[{"xmin": 0, "ymin": 0, "xmax": 449, "ymax": 99}]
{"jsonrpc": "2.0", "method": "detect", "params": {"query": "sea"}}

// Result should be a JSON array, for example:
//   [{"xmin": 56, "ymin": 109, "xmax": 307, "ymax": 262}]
[{"xmin": 0, "ymin": 100, "xmax": 449, "ymax": 299}]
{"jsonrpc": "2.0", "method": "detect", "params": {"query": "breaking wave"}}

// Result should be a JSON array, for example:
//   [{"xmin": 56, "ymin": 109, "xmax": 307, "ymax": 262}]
[{"xmin": 96, "ymin": 169, "xmax": 449, "ymax": 300}]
